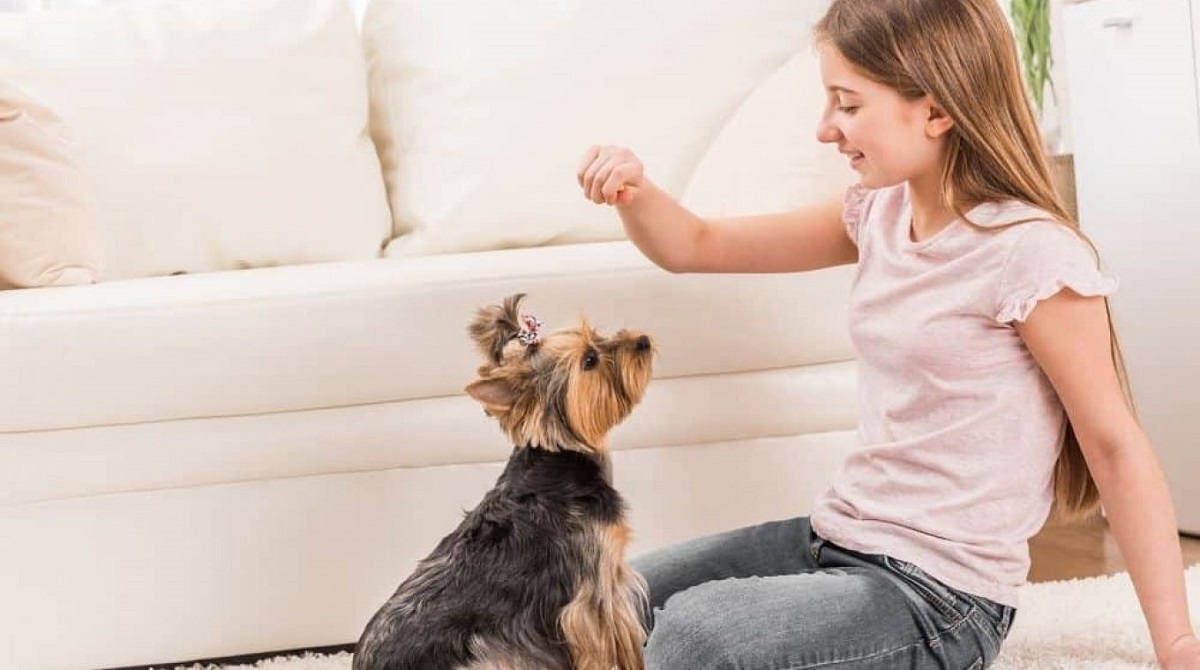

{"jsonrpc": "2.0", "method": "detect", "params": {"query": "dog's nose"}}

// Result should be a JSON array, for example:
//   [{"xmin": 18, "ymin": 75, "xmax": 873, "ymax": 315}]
[{"xmin": 635, "ymin": 335, "xmax": 652, "ymax": 351}]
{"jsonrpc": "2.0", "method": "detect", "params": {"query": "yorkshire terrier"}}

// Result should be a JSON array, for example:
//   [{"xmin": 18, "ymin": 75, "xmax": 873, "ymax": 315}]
[{"xmin": 353, "ymin": 293, "xmax": 655, "ymax": 670}]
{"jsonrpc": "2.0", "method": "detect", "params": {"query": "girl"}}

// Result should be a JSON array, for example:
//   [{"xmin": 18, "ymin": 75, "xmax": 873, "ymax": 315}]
[{"xmin": 576, "ymin": 0, "xmax": 1200, "ymax": 668}]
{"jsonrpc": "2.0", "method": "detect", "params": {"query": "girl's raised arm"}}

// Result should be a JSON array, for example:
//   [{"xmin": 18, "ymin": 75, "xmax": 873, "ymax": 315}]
[{"xmin": 578, "ymin": 145, "xmax": 856, "ymax": 274}]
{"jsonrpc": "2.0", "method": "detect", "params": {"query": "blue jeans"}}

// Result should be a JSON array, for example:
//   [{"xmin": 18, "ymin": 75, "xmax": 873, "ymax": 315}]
[{"xmin": 631, "ymin": 517, "xmax": 1015, "ymax": 669}]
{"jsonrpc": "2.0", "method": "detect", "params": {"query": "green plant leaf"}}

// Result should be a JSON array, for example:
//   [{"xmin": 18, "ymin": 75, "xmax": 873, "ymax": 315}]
[{"xmin": 1011, "ymin": 0, "xmax": 1053, "ymax": 114}]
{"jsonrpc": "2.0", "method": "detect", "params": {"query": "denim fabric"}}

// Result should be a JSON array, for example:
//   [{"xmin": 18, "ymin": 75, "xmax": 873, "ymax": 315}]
[{"xmin": 631, "ymin": 517, "xmax": 1015, "ymax": 670}]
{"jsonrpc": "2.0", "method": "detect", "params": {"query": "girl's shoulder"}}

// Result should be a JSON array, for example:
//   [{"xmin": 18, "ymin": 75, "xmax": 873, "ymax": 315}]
[
  {"xmin": 970, "ymin": 201, "xmax": 1094, "ymax": 261},
  {"xmin": 986, "ymin": 207, "xmax": 1118, "ymax": 324},
  {"xmin": 842, "ymin": 183, "xmax": 905, "ymax": 246}
]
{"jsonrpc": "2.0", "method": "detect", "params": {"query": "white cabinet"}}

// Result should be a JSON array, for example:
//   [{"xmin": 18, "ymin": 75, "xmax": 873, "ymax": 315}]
[
  {"xmin": 1196, "ymin": 1, "xmax": 1200, "ymax": 105},
  {"xmin": 1064, "ymin": 0, "xmax": 1200, "ymax": 535},
  {"xmin": 1064, "ymin": 0, "xmax": 1198, "ymax": 159}
]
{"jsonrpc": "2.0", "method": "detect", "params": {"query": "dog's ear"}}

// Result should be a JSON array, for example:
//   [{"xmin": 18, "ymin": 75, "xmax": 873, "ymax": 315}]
[
  {"xmin": 468, "ymin": 293, "xmax": 525, "ymax": 365},
  {"xmin": 464, "ymin": 376, "xmax": 518, "ymax": 413}
]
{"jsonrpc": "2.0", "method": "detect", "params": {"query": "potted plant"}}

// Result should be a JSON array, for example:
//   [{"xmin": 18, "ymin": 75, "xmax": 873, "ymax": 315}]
[{"xmin": 1010, "ymin": 0, "xmax": 1076, "ymax": 217}]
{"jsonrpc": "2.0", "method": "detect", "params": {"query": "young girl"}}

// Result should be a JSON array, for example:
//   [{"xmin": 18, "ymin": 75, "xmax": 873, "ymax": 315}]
[{"xmin": 576, "ymin": 0, "xmax": 1199, "ymax": 668}]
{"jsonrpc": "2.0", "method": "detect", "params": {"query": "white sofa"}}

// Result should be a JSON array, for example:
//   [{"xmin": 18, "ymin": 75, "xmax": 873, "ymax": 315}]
[{"xmin": 0, "ymin": 0, "xmax": 858, "ymax": 668}]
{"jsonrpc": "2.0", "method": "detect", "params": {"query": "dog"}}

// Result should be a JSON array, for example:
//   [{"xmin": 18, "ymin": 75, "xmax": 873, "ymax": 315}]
[{"xmin": 353, "ymin": 293, "xmax": 655, "ymax": 670}]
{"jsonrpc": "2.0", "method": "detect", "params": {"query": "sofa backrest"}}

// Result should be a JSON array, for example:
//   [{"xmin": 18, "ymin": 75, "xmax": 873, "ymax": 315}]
[{"xmin": 0, "ymin": 0, "xmax": 850, "ymax": 281}]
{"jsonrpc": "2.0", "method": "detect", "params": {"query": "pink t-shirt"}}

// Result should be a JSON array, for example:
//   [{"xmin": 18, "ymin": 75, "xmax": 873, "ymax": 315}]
[{"xmin": 810, "ymin": 183, "xmax": 1118, "ymax": 608}]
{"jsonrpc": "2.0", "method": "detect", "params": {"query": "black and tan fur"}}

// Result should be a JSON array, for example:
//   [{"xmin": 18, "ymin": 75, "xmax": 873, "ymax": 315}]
[{"xmin": 353, "ymin": 294, "xmax": 654, "ymax": 670}]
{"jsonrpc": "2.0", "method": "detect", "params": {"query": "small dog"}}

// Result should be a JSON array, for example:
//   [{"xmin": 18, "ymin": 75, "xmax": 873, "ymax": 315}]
[{"xmin": 353, "ymin": 294, "xmax": 655, "ymax": 670}]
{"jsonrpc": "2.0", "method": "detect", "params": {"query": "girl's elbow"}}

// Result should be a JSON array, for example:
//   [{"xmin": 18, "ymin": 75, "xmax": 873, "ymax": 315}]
[
  {"xmin": 654, "ymin": 239, "xmax": 703, "ymax": 273},
  {"xmin": 1078, "ymin": 423, "xmax": 1153, "ymax": 475},
  {"xmin": 662, "ymin": 256, "xmax": 697, "ymax": 274},
  {"xmin": 647, "ymin": 254, "xmax": 686, "ymax": 274}
]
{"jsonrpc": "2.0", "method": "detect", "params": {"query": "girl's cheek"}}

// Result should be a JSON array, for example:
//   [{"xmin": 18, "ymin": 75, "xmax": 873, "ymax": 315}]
[{"xmin": 841, "ymin": 122, "xmax": 857, "ymax": 143}]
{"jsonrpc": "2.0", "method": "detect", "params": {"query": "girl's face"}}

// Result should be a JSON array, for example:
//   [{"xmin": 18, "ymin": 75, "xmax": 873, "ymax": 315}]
[{"xmin": 815, "ymin": 42, "xmax": 953, "ymax": 189}]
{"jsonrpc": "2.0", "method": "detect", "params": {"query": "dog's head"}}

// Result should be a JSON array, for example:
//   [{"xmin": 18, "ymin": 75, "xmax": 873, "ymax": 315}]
[{"xmin": 465, "ymin": 293, "xmax": 655, "ymax": 453}]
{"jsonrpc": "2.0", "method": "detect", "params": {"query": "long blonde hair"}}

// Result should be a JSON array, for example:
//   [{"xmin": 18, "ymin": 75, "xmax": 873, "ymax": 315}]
[{"xmin": 815, "ymin": 0, "xmax": 1134, "ymax": 521}]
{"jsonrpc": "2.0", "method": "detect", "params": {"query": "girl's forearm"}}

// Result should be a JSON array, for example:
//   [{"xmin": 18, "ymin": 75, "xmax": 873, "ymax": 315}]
[
  {"xmin": 1089, "ymin": 431, "xmax": 1195, "ymax": 664},
  {"xmin": 614, "ymin": 180, "xmax": 707, "ymax": 273}
]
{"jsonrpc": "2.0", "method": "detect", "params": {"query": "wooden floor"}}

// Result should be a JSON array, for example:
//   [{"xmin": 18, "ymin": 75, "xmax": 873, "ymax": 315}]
[{"xmin": 1029, "ymin": 513, "xmax": 1200, "ymax": 582}]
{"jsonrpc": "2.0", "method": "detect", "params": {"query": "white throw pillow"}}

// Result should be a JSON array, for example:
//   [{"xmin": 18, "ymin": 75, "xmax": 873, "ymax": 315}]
[
  {"xmin": 364, "ymin": 0, "xmax": 830, "ymax": 257},
  {"xmin": 0, "ymin": 0, "xmax": 391, "ymax": 280},
  {"xmin": 680, "ymin": 48, "xmax": 856, "ymax": 217}
]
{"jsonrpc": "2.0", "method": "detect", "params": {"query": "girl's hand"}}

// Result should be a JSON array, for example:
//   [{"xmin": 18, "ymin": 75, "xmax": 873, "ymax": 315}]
[
  {"xmin": 1163, "ymin": 633, "xmax": 1200, "ymax": 669},
  {"xmin": 577, "ymin": 145, "xmax": 645, "ymax": 206}
]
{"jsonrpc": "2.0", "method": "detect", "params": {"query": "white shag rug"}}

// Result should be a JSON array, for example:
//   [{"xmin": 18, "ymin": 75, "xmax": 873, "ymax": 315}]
[{"xmin": 173, "ymin": 567, "xmax": 1199, "ymax": 670}]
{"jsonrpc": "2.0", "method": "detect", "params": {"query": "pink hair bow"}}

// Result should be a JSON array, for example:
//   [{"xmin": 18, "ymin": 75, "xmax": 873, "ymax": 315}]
[{"xmin": 516, "ymin": 314, "xmax": 542, "ymax": 346}]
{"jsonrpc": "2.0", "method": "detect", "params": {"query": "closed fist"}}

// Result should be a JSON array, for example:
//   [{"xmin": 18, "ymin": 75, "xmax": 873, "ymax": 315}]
[{"xmin": 577, "ymin": 145, "xmax": 645, "ymax": 206}]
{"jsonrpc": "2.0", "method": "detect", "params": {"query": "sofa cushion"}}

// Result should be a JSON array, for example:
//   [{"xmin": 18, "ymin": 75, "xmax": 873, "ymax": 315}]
[
  {"xmin": 0, "ymin": 82, "xmax": 101, "ymax": 289},
  {"xmin": 1, "ymin": 364, "xmax": 859, "ymax": 507},
  {"xmin": 680, "ymin": 48, "xmax": 857, "ymax": 216},
  {"xmin": 363, "ymin": 0, "xmax": 830, "ymax": 257},
  {"xmin": 0, "ymin": 0, "xmax": 391, "ymax": 280},
  {"xmin": 0, "ymin": 241, "xmax": 854, "ymax": 434}
]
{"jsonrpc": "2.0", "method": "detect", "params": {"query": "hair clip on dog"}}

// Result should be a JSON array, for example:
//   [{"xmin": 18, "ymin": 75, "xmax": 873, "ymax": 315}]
[{"xmin": 517, "ymin": 313, "xmax": 542, "ymax": 346}]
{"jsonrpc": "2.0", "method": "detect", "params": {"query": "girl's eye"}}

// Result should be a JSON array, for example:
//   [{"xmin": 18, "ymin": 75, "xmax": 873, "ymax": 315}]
[
  {"xmin": 837, "ymin": 105, "xmax": 859, "ymax": 114},
  {"xmin": 582, "ymin": 349, "xmax": 599, "ymax": 370}
]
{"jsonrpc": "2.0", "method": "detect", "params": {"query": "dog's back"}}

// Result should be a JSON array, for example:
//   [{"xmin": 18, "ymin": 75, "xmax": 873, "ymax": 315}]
[{"xmin": 353, "ymin": 448, "xmax": 641, "ymax": 670}]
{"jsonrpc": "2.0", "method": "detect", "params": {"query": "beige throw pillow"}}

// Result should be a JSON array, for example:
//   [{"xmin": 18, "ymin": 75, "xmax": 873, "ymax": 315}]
[
  {"xmin": 0, "ymin": 82, "xmax": 101, "ymax": 289},
  {"xmin": 0, "ymin": 0, "xmax": 390, "ymax": 280},
  {"xmin": 680, "ymin": 49, "xmax": 856, "ymax": 217}
]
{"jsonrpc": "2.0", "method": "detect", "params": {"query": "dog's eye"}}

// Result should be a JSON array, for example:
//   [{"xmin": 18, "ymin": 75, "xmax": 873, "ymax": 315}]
[{"xmin": 582, "ymin": 349, "xmax": 599, "ymax": 370}]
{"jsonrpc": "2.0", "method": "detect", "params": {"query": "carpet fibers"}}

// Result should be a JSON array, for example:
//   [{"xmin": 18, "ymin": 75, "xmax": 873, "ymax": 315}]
[{"xmin": 171, "ymin": 566, "xmax": 1199, "ymax": 670}]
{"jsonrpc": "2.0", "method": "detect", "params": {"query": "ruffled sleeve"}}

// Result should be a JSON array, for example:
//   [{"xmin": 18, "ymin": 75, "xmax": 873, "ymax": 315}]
[
  {"xmin": 842, "ymin": 183, "xmax": 871, "ymax": 247},
  {"xmin": 994, "ymin": 222, "xmax": 1119, "ymax": 324}
]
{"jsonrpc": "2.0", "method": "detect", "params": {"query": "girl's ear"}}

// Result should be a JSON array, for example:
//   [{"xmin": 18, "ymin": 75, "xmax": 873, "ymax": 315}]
[{"xmin": 924, "ymin": 98, "xmax": 955, "ymax": 138}]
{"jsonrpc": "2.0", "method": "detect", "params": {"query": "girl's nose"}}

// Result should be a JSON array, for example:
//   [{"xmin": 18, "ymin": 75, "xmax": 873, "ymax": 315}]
[{"xmin": 815, "ymin": 112, "xmax": 841, "ymax": 144}]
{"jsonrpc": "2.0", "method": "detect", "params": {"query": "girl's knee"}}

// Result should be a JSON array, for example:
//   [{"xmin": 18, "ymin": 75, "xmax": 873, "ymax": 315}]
[{"xmin": 642, "ymin": 586, "xmax": 736, "ymax": 669}]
